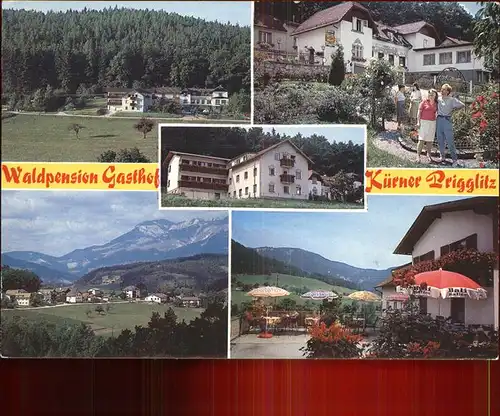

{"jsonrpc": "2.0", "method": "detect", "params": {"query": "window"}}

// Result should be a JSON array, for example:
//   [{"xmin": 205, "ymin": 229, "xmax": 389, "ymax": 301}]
[
  {"xmin": 269, "ymin": 166, "xmax": 275, "ymax": 176},
  {"xmin": 423, "ymin": 54, "xmax": 435, "ymax": 65},
  {"xmin": 293, "ymin": 37, "xmax": 297, "ymax": 48},
  {"xmin": 388, "ymin": 54, "xmax": 394, "ymax": 65},
  {"xmin": 236, "ymin": 175, "xmax": 240, "ymax": 183},
  {"xmin": 253, "ymin": 184, "xmax": 257, "ymax": 194},
  {"xmin": 296, "ymin": 185, "xmax": 301, "ymax": 195},
  {"xmin": 244, "ymin": 171, "xmax": 248, "ymax": 180},
  {"xmin": 268, "ymin": 183, "xmax": 275, "ymax": 193},
  {"xmin": 167, "ymin": 180, "xmax": 170, "ymax": 187},
  {"xmin": 476, "ymin": 71, "xmax": 484, "ymax": 83},
  {"xmin": 168, "ymin": 165, "xmax": 171, "ymax": 173},
  {"xmin": 274, "ymin": 153, "xmax": 280, "ymax": 161},
  {"xmin": 214, "ymin": 193, "xmax": 221, "ymax": 200},
  {"xmin": 353, "ymin": 18, "xmax": 364, "ymax": 33},
  {"xmin": 238, "ymin": 189, "xmax": 242, "ymax": 197},
  {"xmin": 378, "ymin": 52, "xmax": 384, "ymax": 60},
  {"xmin": 399, "ymin": 56, "xmax": 406, "ymax": 67},
  {"xmin": 440, "ymin": 234, "xmax": 477, "ymax": 256},
  {"xmin": 259, "ymin": 31, "xmax": 272, "ymax": 44},
  {"xmin": 439, "ymin": 52, "xmax": 452, "ymax": 65},
  {"xmin": 457, "ymin": 50, "xmax": 472, "ymax": 63},
  {"xmin": 233, "ymin": 191, "xmax": 236, "ymax": 197},
  {"xmin": 245, "ymin": 187, "xmax": 249, "ymax": 195},
  {"xmin": 312, "ymin": 187, "xmax": 318, "ymax": 195},
  {"xmin": 253, "ymin": 167, "xmax": 257, "ymax": 177},
  {"xmin": 283, "ymin": 186, "xmax": 290, "ymax": 194},
  {"xmin": 352, "ymin": 39, "xmax": 363, "ymax": 59},
  {"xmin": 229, "ymin": 177, "xmax": 232, "ymax": 184},
  {"xmin": 423, "ymin": 39, "xmax": 428, "ymax": 47},
  {"xmin": 450, "ymin": 298, "xmax": 465, "ymax": 323},
  {"xmin": 312, "ymin": 177, "xmax": 317, "ymax": 184},
  {"xmin": 418, "ymin": 297, "xmax": 427, "ymax": 315},
  {"xmin": 296, "ymin": 169, "xmax": 302, "ymax": 180},
  {"xmin": 413, "ymin": 250, "xmax": 435, "ymax": 264}
]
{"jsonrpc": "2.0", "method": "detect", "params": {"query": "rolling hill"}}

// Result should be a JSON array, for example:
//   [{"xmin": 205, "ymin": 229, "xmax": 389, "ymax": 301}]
[
  {"xmin": 74, "ymin": 254, "xmax": 228, "ymax": 293},
  {"xmin": 255, "ymin": 247, "xmax": 396, "ymax": 290}
]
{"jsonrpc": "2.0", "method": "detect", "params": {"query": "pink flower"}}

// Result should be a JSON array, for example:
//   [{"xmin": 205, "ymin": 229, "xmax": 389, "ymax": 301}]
[{"xmin": 472, "ymin": 112, "xmax": 483, "ymax": 119}]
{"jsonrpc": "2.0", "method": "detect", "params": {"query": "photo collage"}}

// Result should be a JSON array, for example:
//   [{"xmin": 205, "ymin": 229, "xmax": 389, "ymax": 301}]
[{"xmin": 1, "ymin": 1, "xmax": 498, "ymax": 360}]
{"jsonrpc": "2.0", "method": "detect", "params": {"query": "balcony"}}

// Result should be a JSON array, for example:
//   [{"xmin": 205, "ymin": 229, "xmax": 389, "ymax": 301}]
[
  {"xmin": 179, "ymin": 180, "xmax": 228, "ymax": 191},
  {"xmin": 280, "ymin": 174, "xmax": 295, "ymax": 184},
  {"xmin": 180, "ymin": 164, "xmax": 228, "ymax": 176},
  {"xmin": 280, "ymin": 157, "xmax": 295, "ymax": 168}
]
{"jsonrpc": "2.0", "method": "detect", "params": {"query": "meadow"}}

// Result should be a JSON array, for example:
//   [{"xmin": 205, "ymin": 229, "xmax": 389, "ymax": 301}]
[
  {"xmin": 2, "ymin": 302, "xmax": 203, "ymax": 337},
  {"xmin": 161, "ymin": 194, "xmax": 363, "ymax": 209}
]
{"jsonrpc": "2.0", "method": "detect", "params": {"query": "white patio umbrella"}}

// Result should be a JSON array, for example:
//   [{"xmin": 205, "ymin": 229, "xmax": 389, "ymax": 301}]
[{"xmin": 247, "ymin": 286, "xmax": 290, "ymax": 338}]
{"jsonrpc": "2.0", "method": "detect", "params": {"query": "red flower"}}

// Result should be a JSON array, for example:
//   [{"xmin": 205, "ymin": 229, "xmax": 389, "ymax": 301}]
[
  {"xmin": 492, "ymin": 92, "xmax": 498, "ymax": 98},
  {"xmin": 480, "ymin": 119, "xmax": 488, "ymax": 132},
  {"xmin": 472, "ymin": 112, "xmax": 483, "ymax": 119},
  {"xmin": 477, "ymin": 95, "xmax": 485, "ymax": 102}
]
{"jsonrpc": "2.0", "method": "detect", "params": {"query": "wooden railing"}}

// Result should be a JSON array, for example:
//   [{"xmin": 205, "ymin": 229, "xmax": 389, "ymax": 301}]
[
  {"xmin": 178, "ymin": 180, "xmax": 228, "ymax": 191},
  {"xmin": 180, "ymin": 164, "xmax": 228, "ymax": 176},
  {"xmin": 280, "ymin": 174, "xmax": 295, "ymax": 184},
  {"xmin": 280, "ymin": 157, "xmax": 295, "ymax": 168}
]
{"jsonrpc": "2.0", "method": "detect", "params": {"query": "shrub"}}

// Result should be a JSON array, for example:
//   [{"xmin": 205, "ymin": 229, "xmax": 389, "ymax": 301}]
[
  {"xmin": 96, "ymin": 108, "xmax": 108, "ymax": 116},
  {"xmin": 469, "ymin": 82, "xmax": 499, "ymax": 160},
  {"xmin": 301, "ymin": 322, "xmax": 363, "ymax": 358},
  {"xmin": 370, "ymin": 302, "xmax": 498, "ymax": 359}
]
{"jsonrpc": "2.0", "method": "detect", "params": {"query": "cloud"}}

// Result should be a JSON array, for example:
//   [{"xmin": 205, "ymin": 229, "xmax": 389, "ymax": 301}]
[{"xmin": 1, "ymin": 191, "xmax": 227, "ymax": 256}]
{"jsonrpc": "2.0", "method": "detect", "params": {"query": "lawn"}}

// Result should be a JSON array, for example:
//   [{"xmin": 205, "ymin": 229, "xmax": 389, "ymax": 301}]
[
  {"xmin": 1, "ymin": 302, "xmax": 203, "ymax": 337},
  {"xmin": 65, "ymin": 97, "xmax": 108, "ymax": 116},
  {"xmin": 231, "ymin": 274, "xmax": 355, "ymax": 308},
  {"xmin": 2, "ymin": 113, "xmax": 159, "ymax": 162},
  {"xmin": 1, "ymin": 113, "xmax": 248, "ymax": 162},
  {"xmin": 161, "ymin": 193, "xmax": 363, "ymax": 209}
]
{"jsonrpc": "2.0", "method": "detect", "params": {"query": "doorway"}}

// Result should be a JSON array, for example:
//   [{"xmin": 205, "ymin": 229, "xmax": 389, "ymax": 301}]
[{"xmin": 450, "ymin": 298, "xmax": 465, "ymax": 323}]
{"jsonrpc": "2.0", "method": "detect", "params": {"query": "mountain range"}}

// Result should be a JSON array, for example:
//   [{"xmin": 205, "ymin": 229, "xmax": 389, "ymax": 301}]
[
  {"xmin": 234, "ymin": 242, "xmax": 401, "ymax": 291},
  {"xmin": 2, "ymin": 218, "xmax": 228, "ymax": 283}
]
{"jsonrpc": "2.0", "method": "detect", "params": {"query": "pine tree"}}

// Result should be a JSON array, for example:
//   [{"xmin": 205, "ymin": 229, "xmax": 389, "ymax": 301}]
[{"xmin": 328, "ymin": 45, "xmax": 345, "ymax": 86}]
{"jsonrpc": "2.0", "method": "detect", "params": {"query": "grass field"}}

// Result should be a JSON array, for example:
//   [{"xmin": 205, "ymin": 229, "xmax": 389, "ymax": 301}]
[
  {"xmin": 161, "ymin": 194, "xmax": 363, "ymax": 209},
  {"xmin": 1, "ymin": 113, "xmax": 247, "ymax": 162},
  {"xmin": 231, "ymin": 274, "xmax": 355, "ymax": 308},
  {"xmin": 366, "ymin": 130, "xmax": 425, "ymax": 168},
  {"xmin": 1, "ymin": 302, "xmax": 203, "ymax": 337},
  {"xmin": 2, "ymin": 114, "xmax": 159, "ymax": 162}
]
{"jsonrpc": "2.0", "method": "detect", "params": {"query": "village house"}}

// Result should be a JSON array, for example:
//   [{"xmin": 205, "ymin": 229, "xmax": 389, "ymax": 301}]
[
  {"xmin": 378, "ymin": 197, "xmax": 499, "ymax": 329},
  {"xmin": 163, "ymin": 152, "xmax": 230, "ymax": 200},
  {"xmin": 88, "ymin": 288, "xmax": 103, "ymax": 296},
  {"xmin": 123, "ymin": 285, "xmax": 140, "ymax": 300},
  {"xmin": 179, "ymin": 296, "xmax": 201, "ymax": 308},
  {"xmin": 5, "ymin": 289, "xmax": 31, "ymax": 307},
  {"xmin": 163, "ymin": 140, "xmax": 314, "ymax": 201},
  {"xmin": 66, "ymin": 290, "xmax": 83, "ymax": 304},
  {"xmin": 38, "ymin": 288, "xmax": 54, "ymax": 303},
  {"xmin": 254, "ymin": 14, "xmax": 300, "ymax": 59},
  {"xmin": 227, "ymin": 140, "xmax": 312, "ymax": 200},
  {"xmin": 257, "ymin": 2, "xmax": 490, "ymax": 83},
  {"xmin": 145, "ymin": 293, "xmax": 168, "ymax": 304},
  {"xmin": 105, "ymin": 85, "xmax": 229, "ymax": 113}
]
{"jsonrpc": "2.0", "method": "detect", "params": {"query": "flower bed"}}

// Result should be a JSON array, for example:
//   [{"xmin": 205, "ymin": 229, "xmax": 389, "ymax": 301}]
[{"xmin": 301, "ymin": 322, "xmax": 363, "ymax": 358}]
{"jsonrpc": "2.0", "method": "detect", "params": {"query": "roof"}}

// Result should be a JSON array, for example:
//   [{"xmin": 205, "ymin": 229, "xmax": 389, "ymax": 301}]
[
  {"xmin": 293, "ymin": 2, "xmax": 373, "ymax": 36},
  {"xmin": 66, "ymin": 290, "xmax": 81, "ymax": 296},
  {"xmin": 254, "ymin": 14, "xmax": 288, "ymax": 32},
  {"xmin": 374, "ymin": 22, "xmax": 413, "ymax": 47},
  {"xmin": 149, "ymin": 293, "xmax": 168, "ymax": 299},
  {"xmin": 5, "ymin": 289, "xmax": 28, "ymax": 295},
  {"xmin": 154, "ymin": 86, "xmax": 182, "ymax": 94},
  {"xmin": 442, "ymin": 36, "xmax": 470, "ymax": 46},
  {"xmin": 123, "ymin": 285, "xmax": 138, "ymax": 291},
  {"xmin": 231, "ymin": 139, "xmax": 314, "ymax": 169},
  {"xmin": 394, "ymin": 197, "xmax": 498, "ymax": 255},
  {"xmin": 308, "ymin": 170, "xmax": 323, "ymax": 181},
  {"xmin": 181, "ymin": 296, "xmax": 200, "ymax": 301},
  {"xmin": 163, "ymin": 151, "xmax": 230, "ymax": 167},
  {"xmin": 392, "ymin": 21, "xmax": 440, "ymax": 41}
]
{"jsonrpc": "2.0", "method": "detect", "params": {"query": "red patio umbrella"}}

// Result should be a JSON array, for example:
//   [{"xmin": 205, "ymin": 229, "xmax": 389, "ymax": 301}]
[{"xmin": 414, "ymin": 268, "xmax": 487, "ymax": 300}]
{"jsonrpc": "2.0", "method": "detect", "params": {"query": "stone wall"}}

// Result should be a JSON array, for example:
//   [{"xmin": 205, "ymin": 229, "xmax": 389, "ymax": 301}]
[{"xmin": 257, "ymin": 61, "xmax": 330, "ymax": 82}]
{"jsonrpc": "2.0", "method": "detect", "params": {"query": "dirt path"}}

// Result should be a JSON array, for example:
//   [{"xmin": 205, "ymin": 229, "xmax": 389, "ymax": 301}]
[{"xmin": 13, "ymin": 300, "xmax": 130, "ymax": 311}]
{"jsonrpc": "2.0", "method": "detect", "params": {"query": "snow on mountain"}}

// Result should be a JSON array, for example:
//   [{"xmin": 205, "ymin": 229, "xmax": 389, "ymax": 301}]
[{"xmin": 3, "ymin": 217, "xmax": 228, "ymax": 279}]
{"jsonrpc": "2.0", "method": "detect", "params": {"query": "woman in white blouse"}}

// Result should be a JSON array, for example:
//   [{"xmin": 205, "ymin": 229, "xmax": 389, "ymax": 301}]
[{"xmin": 409, "ymin": 83, "xmax": 422, "ymax": 125}]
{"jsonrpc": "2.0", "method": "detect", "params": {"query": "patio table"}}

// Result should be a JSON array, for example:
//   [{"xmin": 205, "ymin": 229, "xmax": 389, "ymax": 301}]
[
  {"xmin": 305, "ymin": 317, "xmax": 320, "ymax": 327},
  {"xmin": 263, "ymin": 316, "xmax": 281, "ymax": 332}
]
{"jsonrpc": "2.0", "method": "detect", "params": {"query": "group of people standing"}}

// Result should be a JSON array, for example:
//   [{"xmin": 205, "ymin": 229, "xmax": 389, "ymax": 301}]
[{"xmin": 395, "ymin": 82, "xmax": 465, "ymax": 167}]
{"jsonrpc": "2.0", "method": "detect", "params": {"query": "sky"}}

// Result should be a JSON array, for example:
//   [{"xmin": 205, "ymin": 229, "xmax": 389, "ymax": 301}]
[
  {"xmin": 1, "ymin": 191, "xmax": 227, "ymax": 256},
  {"xmin": 261, "ymin": 126, "xmax": 365, "ymax": 146},
  {"xmin": 1, "ymin": 1, "xmax": 251, "ymax": 26},
  {"xmin": 459, "ymin": 2, "xmax": 482, "ymax": 16},
  {"xmin": 232, "ymin": 195, "xmax": 471, "ymax": 270}
]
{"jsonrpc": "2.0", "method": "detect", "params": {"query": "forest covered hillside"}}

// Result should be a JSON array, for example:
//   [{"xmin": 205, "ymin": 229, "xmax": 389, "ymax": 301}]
[{"xmin": 1, "ymin": 8, "xmax": 251, "ymax": 95}]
